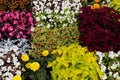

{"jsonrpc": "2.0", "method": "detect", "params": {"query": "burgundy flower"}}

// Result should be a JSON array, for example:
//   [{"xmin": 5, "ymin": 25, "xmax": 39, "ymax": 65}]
[{"xmin": 77, "ymin": 6, "xmax": 120, "ymax": 52}]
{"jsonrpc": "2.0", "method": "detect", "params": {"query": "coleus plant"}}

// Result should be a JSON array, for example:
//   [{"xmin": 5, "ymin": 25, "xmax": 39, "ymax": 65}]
[
  {"xmin": 77, "ymin": 6, "xmax": 120, "ymax": 52},
  {"xmin": 0, "ymin": 11, "xmax": 36, "ymax": 40}
]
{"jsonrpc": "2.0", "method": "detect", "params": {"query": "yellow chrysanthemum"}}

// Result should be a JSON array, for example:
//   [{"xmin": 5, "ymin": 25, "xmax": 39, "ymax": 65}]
[
  {"xmin": 21, "ymin": 54, "xmax": 29, "ymax": 62},
  {"xmin": 25, "ymin": 63, "xmax": 31, "ymax": 69},
  {"xmin": 13, "ymin": 75, "xmax": 22, "ymax": 80},
  {"xmin": 42, "ymin": 50, "xmax": 49, "ymax": 56},
  {"xmin": 30, "ymin": 62, "xmax": 40, "ymax": 72}
]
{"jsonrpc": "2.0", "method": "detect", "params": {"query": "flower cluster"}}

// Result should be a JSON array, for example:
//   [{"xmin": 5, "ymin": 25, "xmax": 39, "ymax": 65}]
[
  {"xmin": 0, "ymin": 49, "xmax": 22, "ymax": 80},
  {"xmin": 77, "ymin": 6, "xmax": 120, "ymax": 52},
  {"xmin": 96, "ymin": 51, "xmax": 120, "ymax": 80},
  {"xmin": 35, "ymin": 9, "xmax": 76, "ymax": 28},
  {"xmin": 32, "ymin": 0, "xmax": 82, "ymax": 15},
  {"xmin": 0, "ymin": 0, "xmax": 31, "ymax": 11},
  {"xmin": 0, "ymin": 11, "xmax": 36, "ymax": 40},
  {"xmin": 32, "ymin": 0, "xmax": 82, "ymax": 28}
]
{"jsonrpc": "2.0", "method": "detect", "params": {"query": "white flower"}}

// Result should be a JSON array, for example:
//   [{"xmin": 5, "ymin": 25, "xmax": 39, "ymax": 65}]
[
  {"xmin": 101, "ymin": 64, "xmax": 106, "ymax": 72},
  {"xmin": 46, "ymin": 24, "xmax": 51, "ymax": 28},
  {"xmin": 103, "ymin": 73, "xmax": 107, "ymax": 80},
  {"xmin": 111, "ymin": 62, "xmax": 119, "ymax": 70},
  {"xmin": 33, "ymin": 1, "xmax": 38, "ymax": 5},
  {"xmin": 60, "ymin": 10, "xmax": 64, "ymax": 14},
  {"xmin": 7, "ymin": 58, "xmax": 11, "ymax": 63},
  {"xmin": 109, "ymin": 72, "xmax": 112, "ymax": 76},
  {"xmin": 108, "ymin": 51, "xmax": 115, "ymax": 59},
  {"xmin": 2, "ymin": 72, "xmax": 13, "ymax": 80},
  {"xmin": 16, "ymin": 70, "xmax": 21, "ymax": 75},
  {"xmin": 0, "ymin": 59, "xmax": 4, "ymax": 66},
  {"xmin": 35, "ymin": 17, "xmax": 40, "ymax": 21},
  {"xmin": 113, "ymin": 72, "xmax": 119, "ymax": 78},
  {"xmin": 10, "ymin": 45, "xmax": 19, "ymax": 52}
]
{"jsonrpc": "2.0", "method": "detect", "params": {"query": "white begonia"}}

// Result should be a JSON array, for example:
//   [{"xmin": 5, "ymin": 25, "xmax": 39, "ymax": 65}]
[
  {"xmin": 108, "ymin": 51, "xmax": 115, "ymax": 59},
  {"xmin": 2, "ymin": 72, "xmax": 13, "ymax": 80},
  {"xmin": 46, "ymin": 24, "xmax": 51, "ymax": 28},
  {"xmin": 33, "ymin": 1, "xmax": 38, "ymax": 5},
  {"xmin": 109, "ymin": 72, "xmax": 113, "ymax": 76},
  {"xmin": 60, "ymin": 10, "xmax": 64, "ymax": 14},
  {"xmin": 113, "ymin": 72, "xmax": 119, "ymax": 78},
  {"xmin": 103, "ymin": 73, "xmax": 107, "ymax": 80},
  {"xmin": 111, "ymin": 62, "xmax": 119, "ymax": 70},
  {"xmin": 101, "ymin": 64, "xmax": 106, "ymax": 72},
  {"xmin": 0, "ymin": 59, "xmax": 4, "ymax": 66},
  {"xmin": 7, "ymin": 58, "xmax": 11, "ymax": 63},
  {"xmin": 35, "ymin": 17, "xmax": 40, "ymax": 21},
  {"xmin": 117, "ymin": 51, "xmax": 120, "ymax": 56},
  {"xmin": 16, "ymin": 70, "xmax": 21, "ymax": 75}
]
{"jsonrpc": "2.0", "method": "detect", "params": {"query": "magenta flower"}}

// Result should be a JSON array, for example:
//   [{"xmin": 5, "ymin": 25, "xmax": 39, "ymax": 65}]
[{"xmin": 0, "ymin": 11, "xmax": 37, "ymax": 40}]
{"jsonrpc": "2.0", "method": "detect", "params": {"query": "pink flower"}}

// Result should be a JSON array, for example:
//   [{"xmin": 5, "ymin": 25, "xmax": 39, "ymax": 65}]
[
  {"xmin": 13, "ymin": 20, "xmax": 18, "ymax": 25},
  {"xmin": 9, "ymin": 32, "xmax": 14, "ymax": 37},
  {"xmin": 2, "ymin": 27, "xmax": 6, "ymax": 32},
  {"xmin": 8, "ymin": 26, "xmax": 13, "ymax": 32},
  {"xmin": 19, "ymin": 31, "xmax": 23, "ymax": 35},
  {"xmin": 16, "ymin": 34, "xmax": 20, "ymax": 38},
  {"xmin": 29, "ymin": 17, "xmax": 33, "ymax": 22},
  {"xmin": 26, "ymin": 13, "xmax": 31, "ymax": 17}
]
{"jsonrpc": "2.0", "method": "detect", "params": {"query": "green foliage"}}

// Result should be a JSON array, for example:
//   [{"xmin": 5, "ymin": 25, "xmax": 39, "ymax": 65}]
[
  {"xmin": 47, "ymin": 43, "xmax": 103, "ymax": 80},
  {"xmin": 110, "ymin": 0, "xmax": 120, "ymax": 12},
  {"xmin": 30, "ymin": 25, "xmax": 79, "ymax": 57}
]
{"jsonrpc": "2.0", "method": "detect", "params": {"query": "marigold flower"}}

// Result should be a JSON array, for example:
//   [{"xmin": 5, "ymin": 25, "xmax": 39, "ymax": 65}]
[
  {"xmin": 94, "ymin": 0, "xmax": 100, "ymax": 3},
  {"xmin": 30, "ymin": 62, "xmax": 40, "ymax": 72},
  {"xmin": 13, "ymin": 75, "xmax": 22, "ymax": 80},
  {"xmin": 25, "ymin": 63, "xmax": 31, "ymax": 69},
  {"xmin": 42, "ymin": 50, "xmax": 49, "ymax": 56},
  {"xmin": 93, "ymin": 3, "xmax": 100, "ymax": 9},
  {"xmin": 21, "ymin": 54, "xmax": 29, "ymax": 62}
]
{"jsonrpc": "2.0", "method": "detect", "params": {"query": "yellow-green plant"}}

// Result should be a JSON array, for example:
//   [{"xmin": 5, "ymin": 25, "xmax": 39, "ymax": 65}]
[
  {"xmin": 47, "ymin": 43, "xmax": 103, "ymax": 80},
  {"xmin": 110, "ymin": 0, "xmax": 120, "ymax": 13},
  {"xmin": 30, "ymin": 25, "xmax": 79, "ymax": 57}
]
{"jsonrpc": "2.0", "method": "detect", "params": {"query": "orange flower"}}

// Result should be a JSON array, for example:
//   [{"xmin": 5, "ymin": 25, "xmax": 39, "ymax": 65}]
[
  {"xmin": 93, "ymin": 3, "xmax": 100, "ymax": 9},
  {"xmin": 94, "ymin": 0, "xmax": 100, "ymax": 3}
]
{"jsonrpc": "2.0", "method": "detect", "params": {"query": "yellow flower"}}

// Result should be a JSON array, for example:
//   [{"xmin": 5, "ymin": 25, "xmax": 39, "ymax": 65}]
[
  {"xmin": 13, "ymin": 75, "xmax": 22, "ymax": 80},
  {"xmin": 25, "ymin": 63, "xmax": 31, "ymax": 69},
  {"xmin": 30, "ymin": 62, "xmax": 40, "ymax": 72},
  {"xmin": 42, "ymin": 50, "xmax": 49, "ymax": 56},
  {"xmin": 21, "ymin": 54, "xmax": 29, "ymax": 62}
]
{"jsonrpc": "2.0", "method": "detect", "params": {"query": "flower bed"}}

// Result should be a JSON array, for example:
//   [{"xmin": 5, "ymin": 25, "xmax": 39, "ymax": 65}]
[{"xmin": 0, "ymin": 0, "xmax": 120, "ymax": 80}]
